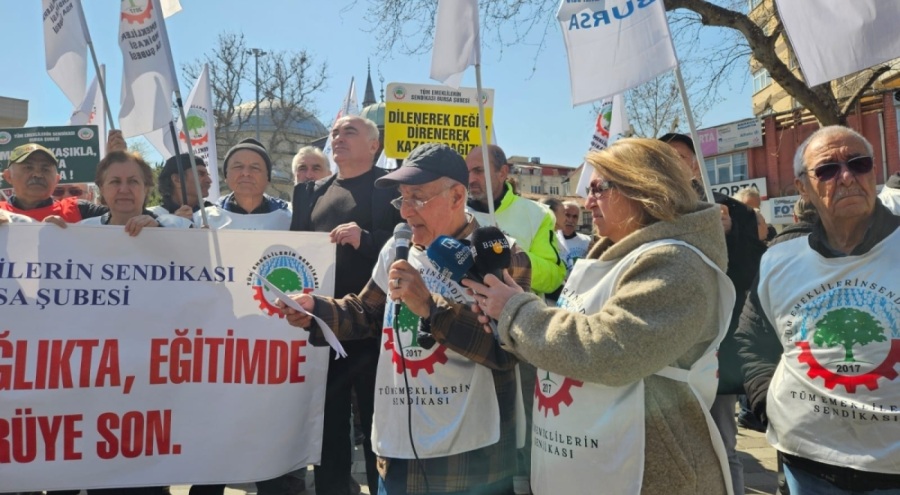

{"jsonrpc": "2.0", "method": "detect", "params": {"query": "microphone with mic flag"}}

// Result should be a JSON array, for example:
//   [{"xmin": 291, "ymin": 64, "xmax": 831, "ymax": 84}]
[
  {"xmin": 400, "ymin": 235, "xmax": 475, "ymax": 350},
  {"xmin": 469, "ymin": 226, "xmax": 512, "ymax": 283},
  {"xmin": 426, "ymin": 235, "xmax": 475, "ymax": 284},
  {"xmin": 468, "ymin": 226, "xmax": 512, "ymax": 340}
]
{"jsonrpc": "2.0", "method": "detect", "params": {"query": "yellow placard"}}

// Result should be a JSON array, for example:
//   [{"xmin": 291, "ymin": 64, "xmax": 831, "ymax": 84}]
[{"xmin": 385, "ymin": 83, "xmax": 494, "ymax": 159}]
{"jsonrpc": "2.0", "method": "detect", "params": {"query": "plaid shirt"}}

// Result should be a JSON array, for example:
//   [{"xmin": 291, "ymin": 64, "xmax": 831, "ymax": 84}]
[{"xmin": 309, "ymin": 216, "xmax": 532, "ymax": 493}]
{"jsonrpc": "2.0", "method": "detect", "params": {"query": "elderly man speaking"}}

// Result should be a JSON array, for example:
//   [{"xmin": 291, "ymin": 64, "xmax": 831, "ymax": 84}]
[
  {"xmin": 736, "ymin": 126, "xmax": 900, "ymax": 494},
  {"xmin": 283, "ymin": 143, "xmax": 530, "ymax": 495}
]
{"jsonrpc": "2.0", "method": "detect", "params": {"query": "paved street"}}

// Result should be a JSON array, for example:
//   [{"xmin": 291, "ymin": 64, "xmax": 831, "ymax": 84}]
[{"xmin": 167, "ymin": 423, "xmax": 778, "ymax": 495}]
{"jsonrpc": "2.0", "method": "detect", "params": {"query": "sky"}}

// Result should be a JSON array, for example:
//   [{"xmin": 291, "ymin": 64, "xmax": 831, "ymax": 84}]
[{"xmin": 1, "ymin": 0, "xmax": 754, "ymax": 169}]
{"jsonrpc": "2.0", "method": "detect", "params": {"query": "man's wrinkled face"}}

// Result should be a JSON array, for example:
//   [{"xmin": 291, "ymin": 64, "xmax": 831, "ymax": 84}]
[
  {"xmin": 396, "ymin": 180, "xmax": 459, "ymax": 246},
  {"xmin": 465, "ymin": 149, "xmax": 507, "ymax": 204},
  {"xmin": 330, "ymin": 118, "xmax": 378, "ymax": 168},
  {"xmin": 795, "ymin": 133, "xmax": 876, "ymax": 225},
  {"xmin": 295, "ymin": 156, "xmax": 330, "ymax": 184},
  {"xmin": 563, "ymin": 205, "xmax": 580, "ymax": 236},
  {"xmin": 2, "ymin": 152, "xmax": 60, "ymax": 204},
  {"xmin": 226, "ymin": 150, "xmax": 269, "ymax": 198}
]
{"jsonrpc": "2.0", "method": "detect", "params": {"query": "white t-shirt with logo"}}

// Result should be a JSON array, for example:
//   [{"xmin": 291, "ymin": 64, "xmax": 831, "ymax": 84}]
[
  {"xmin": 370, "ymin": 240, "xmax": 501, "ymax": 459},
  {"xmin": 758, "ymin": 230, "xmax": 900, "ymax": 473}
]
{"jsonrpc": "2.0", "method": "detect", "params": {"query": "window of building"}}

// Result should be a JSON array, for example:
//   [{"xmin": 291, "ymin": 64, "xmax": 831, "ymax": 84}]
[
  {"xmin": 549, "ymin": 186, "xmax": 559, "ymax": 195},
  {"xmin": 752, "ymin": 68, "xmax": 772, "ymax": 93},
  {"xmin": 788, "ymin": 51, "xmax": 799, "ymax": 70},
  {"xmin": 704, "ymin": 152, "xmax": 748, "ymax": 185},
  {"xmin": 531, "ymin": 185, "xmax": 542, "ymax": 194},
  {"xmin": 581, "ymin": 211, "xmax": 591, "ymax": 228}
]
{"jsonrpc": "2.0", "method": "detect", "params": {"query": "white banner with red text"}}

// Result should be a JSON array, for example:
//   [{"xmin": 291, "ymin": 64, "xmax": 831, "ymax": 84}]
[{"xmin": 0, "ymin": 224, "xmax": 334, "ymax": 491}]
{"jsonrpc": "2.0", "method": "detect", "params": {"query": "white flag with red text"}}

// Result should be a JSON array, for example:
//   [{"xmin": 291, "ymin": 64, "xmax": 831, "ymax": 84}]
[
  {"xmin": 776, "ymin": 0, "xmax": 900, "ymax": 87},
  {"xmin": 43, "ymin": 0, "xmax": 88, "ymax": 106},
  {"xmin": 576, "ymin": 93, "xmax": 629, "ymax": 198},
  {"xmin": 557, "ymin": 0, "xmax": 677, "ymax": 106},
  {"xmin": 118, "ymin": 0, "xmax": 178, "ymax": 138},
  {"xmin": 430, "ymin": 0, "xmax": 480, "ymax": 89},
  {"xmin": 145, "ymin": 64, "xmax": 220, "ymax": 202},
  {"xmin": 69, "ymin": 66, "xmax": 108, "ymax": 159}
]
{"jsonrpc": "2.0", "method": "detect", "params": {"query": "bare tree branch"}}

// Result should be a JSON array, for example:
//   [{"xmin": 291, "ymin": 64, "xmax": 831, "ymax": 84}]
[
  {"xmin": 365, "ymin": 0, "xmax": 900, "ymax": 129},
  {"xmin": 182, "ymin": 32, "xmax": 328, "ymax": 152}
]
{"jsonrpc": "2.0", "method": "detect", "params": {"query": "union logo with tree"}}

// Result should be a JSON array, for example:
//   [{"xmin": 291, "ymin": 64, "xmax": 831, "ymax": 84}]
[{"xmin": 795, "ymin": 288, "xmax": 900, "ymax": 393}]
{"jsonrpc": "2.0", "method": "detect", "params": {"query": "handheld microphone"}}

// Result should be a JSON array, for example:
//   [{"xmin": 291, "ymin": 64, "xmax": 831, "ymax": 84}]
[
  {"xmin": 391, "ymin": 223, "xmax": 436, "ymax": 348},
  {"xmin": 407, "ymin": 235, "xmax": 475, "ymax": 350},
  {"xmin": 470, "ymin": 226, "xmax": 512, "ymax": 283},
  {"xmin": 393, "ymin": 223, "xmax": 413, "ymax": 262},
  {"xmin": 469, "ymin": 227, "xmax": 512, "ymax": 341},
  {"xmin": 426, "ymin": 235, "xmax": 475, "ymax": 284},
  {"xmin": 391, "ymin": 223, "xmax": 413, "ymax": 322}
]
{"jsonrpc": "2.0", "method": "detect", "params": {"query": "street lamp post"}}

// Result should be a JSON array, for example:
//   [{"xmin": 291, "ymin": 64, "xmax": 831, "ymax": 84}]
[{"xmin": 247, "ymin": 48, "xmax": 267, "ymax": 142}]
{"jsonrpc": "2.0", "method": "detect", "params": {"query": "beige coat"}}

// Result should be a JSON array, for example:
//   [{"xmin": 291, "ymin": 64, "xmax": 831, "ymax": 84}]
[{"xmin": 497, "ymin": 203, "xmax": 729, "ymax": 495}]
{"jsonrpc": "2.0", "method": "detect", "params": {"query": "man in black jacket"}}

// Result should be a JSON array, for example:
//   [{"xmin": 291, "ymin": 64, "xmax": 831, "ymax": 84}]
[
  {"xmin": 291, "ymin": 116, "xmax": 402, "ymax": 495},
  {"xmin": 736, "ymin": 126, "xmax": 900, "ymax": 494}
]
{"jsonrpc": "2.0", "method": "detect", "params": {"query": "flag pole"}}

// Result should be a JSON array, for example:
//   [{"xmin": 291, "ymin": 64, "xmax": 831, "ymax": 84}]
[
  {"xmin": 76, "ymin": 0, "xmax": 116, "ymax": 131},
  {"xmin": 673, "ymin": 65, "xmax": 715, "ymax": 203},
  {"xmin": 152, "ymin": 0, "xmax": 208, "ymax": 228},
  {"xmin": 474, "ymin": 64, "xmax": 497, "ymax": 227},
  {"xmin": 168, "ymin": 120, "xmax": 190, "ymax": 205}
]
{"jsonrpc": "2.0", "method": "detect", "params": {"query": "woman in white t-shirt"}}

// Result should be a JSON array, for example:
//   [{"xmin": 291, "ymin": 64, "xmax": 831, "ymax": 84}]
[{"xmin": 70, "ymin": 151, "xmax": 191, "ymax": 233}]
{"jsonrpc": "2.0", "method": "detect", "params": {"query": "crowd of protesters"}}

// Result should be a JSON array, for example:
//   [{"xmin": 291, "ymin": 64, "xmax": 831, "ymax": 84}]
[{"xmin": 3, "ymin": 122, "xmax": 900, "ymax": 495}]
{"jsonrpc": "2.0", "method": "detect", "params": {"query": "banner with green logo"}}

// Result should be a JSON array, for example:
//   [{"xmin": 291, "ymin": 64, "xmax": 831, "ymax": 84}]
[{"xmin": 0, "ymin": 125, "xmax": 101, "ymax": 188}]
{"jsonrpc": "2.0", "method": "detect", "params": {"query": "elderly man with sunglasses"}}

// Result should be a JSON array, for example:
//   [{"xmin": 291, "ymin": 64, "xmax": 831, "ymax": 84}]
[
  {"xmin": 0, "ymin": 143, "xmax": 106, "ymax": 224},
  {"xmin": 736, "ymin": 126, "xmax": 900, "ymax": 495}
]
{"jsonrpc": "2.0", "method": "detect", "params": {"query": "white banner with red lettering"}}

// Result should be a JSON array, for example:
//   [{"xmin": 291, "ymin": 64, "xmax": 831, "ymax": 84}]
[{"xmin": 0, "ymin": 224, "xmax": 334, "ymax": 491}]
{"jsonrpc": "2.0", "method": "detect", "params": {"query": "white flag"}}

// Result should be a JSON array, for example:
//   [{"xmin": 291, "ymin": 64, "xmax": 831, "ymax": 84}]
[
  {"xmin": 430, "ymin": 0, "xmax": 480, "ymax": 88},
  {"xmin": 325, "ymin": 78, "xmax": 361, "ymax": 174},
  {"xmin": 776, "ymin": 0, "xmax": 900, "ymax": 87},
  {"xmin": 145, "ymin": 65, "xmax": 220, "ymax": 202},
  {"xmin": 557, "ymin": 0, "xmax": 677, "ymax": 106},
  {"xmin": 577, "ymin": 93, "xmax": 629, "ymax": 198},
  {"xmin": 69, "ymin": 66, "xmax": 108, "ymax": 159},
  {"xmin": 118, "ymin": 0, "xmax": 178, "ymax": 138},
  {"xmin": 160, "ymin": 0, "xmax": 183, "ymax": 18},
  {"xmin": 43, "ymin": 0, "xmax": 88, "ymax": 106},
  {"xmin": 375, "ymin": 149, "xmax": 398, "ymax": 170},
  {"xmin": 337, "ymin": 77, "xmax": 360, "ymax": 119}
]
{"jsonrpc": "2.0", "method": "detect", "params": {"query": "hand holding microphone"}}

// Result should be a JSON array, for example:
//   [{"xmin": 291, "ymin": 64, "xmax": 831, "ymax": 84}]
[
  {"xmin": 388, "ymin": 223, "xmax": 432, "ymax": 318},
  {"xmin": 461, "ymin": 226, "xmax": 524, "ymax": 323}
]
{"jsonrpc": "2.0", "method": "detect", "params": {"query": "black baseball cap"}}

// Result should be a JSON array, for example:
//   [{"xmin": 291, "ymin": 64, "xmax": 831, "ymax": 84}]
[
  {"xmin": 659, "ymin": 133, "xmax": 695, "ymax": 155},
  {"xmin": 375, "ymin": 143, "xmax": 468, "ymax": 188}
]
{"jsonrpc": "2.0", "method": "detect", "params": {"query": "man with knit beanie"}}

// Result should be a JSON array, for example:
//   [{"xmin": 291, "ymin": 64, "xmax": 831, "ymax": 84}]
[
  {"xmin": 195, "ymin": 138, "xmax": 291, "ymax": 230},
  {"xmin": 189, "ymin": 138, "xmax": 294, "ymax": 495}
]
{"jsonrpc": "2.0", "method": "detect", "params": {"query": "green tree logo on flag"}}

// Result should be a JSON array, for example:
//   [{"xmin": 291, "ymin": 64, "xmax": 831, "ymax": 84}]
[{"xmin": 813, "ymin": 308, "xmax": 886, "ymax": 362}]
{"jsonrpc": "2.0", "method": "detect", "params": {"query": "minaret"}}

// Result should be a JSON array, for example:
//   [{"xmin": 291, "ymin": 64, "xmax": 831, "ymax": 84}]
[{"xmin": 362, "ymin": 60, "xmax": 377, "ymax": 108}]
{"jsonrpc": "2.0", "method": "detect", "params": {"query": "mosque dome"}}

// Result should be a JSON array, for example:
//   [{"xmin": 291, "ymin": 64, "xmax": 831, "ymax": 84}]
[
  {"xmin": 224, "ymin": 99, "xmax": 327, "ymax": 138},
  {"xmin": 360, "ymin": 102, "xmax": 386, "ymax": 128}
]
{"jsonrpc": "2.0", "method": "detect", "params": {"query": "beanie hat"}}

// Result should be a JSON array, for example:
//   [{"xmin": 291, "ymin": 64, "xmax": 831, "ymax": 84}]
[{"xmin": 223, "ymin": 138, "xmax": 272, "ymax": 180}]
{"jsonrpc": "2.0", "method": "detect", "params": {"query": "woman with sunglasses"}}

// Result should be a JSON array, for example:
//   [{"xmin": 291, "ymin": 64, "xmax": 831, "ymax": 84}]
[
  {"xmin": 78, "ymin": 151, "xmax": 191, "ymax": 233},
  {"xmin": 464, "ymin": 138, "xmax": 735, "ymax": 495}
]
